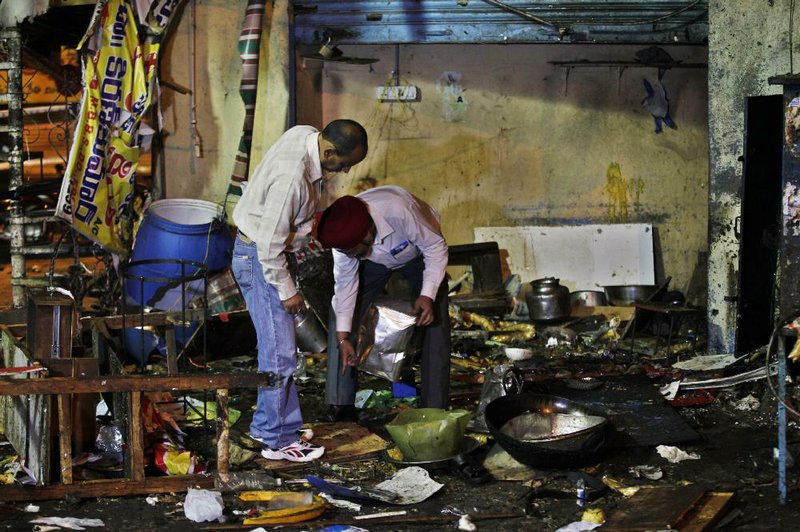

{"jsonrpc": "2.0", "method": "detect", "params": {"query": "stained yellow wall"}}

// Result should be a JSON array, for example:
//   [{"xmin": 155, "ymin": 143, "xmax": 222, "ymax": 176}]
[
  {"xmin": 159, "ymin": 0, "xmax": 290, "ymax": 207},
  {"xmin": 300, "ymin": 44, "xmax": 709, "ymax": 297},
  {"xmin": 159, "ymin": 0, "xmax": 709, "ymax": 298}
]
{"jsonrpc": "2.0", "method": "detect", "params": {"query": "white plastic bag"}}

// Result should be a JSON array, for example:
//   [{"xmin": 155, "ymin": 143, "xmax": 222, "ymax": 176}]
[{"xmin": 183, "ymin": 488, "xmax": 224, "ymax": 523}]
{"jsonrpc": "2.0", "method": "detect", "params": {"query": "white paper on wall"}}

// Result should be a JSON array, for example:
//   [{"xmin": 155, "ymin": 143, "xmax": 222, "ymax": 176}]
[{"xmin": 473, "ymin": 224, "xmax": 655, "ymax": 291}]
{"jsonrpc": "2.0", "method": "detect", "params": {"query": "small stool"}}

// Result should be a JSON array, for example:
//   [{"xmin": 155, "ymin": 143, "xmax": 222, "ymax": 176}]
[{"xmin": 628, "ymin": 302, "xmax": 700, "ymax": 360}]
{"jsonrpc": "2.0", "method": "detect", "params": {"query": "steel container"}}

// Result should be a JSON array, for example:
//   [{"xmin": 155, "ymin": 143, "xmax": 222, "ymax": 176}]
[{"xmin": 525, "ymin": 277, "xmax": 570, "ymax": 321}]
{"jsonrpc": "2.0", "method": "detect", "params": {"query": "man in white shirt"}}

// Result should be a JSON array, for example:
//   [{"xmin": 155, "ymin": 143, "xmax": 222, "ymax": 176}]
[
  {"xmin": 231, "ymin": 119, "xmax": 367, "ymax": 462},
  {"xmin": 315, "ymin": 186, "xmax": 451, "ymax": 419}
]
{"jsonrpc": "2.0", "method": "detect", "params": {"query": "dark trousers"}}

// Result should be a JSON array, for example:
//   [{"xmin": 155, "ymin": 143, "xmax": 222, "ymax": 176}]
[{"xmin": 325, "ymin": 257, "xmax": 451, "ymax": 409}]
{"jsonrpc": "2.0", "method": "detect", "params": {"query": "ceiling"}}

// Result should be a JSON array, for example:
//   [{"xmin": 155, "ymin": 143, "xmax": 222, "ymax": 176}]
[{"xmin": 292, "ymin": 0, "xmax": 709, "ymax": 46}]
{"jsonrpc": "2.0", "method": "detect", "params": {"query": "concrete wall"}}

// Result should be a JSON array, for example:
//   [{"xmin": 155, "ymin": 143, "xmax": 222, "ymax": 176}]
[
  {"xmin": 707, "ymin": 1, "xmax": 788, "ymax": 352},
  {"xmin": 299, "ymin": 44, "xmax": 709, "ymax": 298}
]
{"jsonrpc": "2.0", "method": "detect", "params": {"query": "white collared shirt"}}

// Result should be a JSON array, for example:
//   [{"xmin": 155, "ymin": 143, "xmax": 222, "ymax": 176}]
[
  {"xmin": 232, "ymin": 125, "xmax": 322, "ymax": 300},
  {"xmin": 331, "ymin": 186, "xmax": 448, "ymax": 332}
]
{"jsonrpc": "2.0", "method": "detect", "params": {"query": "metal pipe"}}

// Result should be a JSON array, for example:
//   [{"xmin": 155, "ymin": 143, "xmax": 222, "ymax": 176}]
[
  {"xmin": 0, "ymin": 104, "xmax": 70, "ymax": 119},
  {"xmin": 4, "ymin": 26, "xmax": 26, "ymax": 308},
  {"xmin": 288, "ymin": 1, "xmax": 297, "ymax": 126},
  {"xmin": 189, "ymin": 0, "xmax": 201, "ymax": 158}
]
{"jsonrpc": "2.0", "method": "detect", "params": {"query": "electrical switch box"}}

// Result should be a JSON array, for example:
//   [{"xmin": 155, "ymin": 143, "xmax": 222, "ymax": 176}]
[{"xmin": 375, "ymin": 85, "xmax": 419, "ymax": 102}]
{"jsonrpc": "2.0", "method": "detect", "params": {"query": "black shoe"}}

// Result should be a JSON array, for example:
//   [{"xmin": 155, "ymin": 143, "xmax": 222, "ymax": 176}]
[{"xmin": 326, "ymin": 405, "xmax": 358, "ymax": 422}]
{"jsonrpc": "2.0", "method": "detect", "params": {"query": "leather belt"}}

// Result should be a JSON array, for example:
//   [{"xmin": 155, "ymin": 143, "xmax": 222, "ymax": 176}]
[{"xmin": 238, "ymin": 231, "xmax": 253, "ymax": 244}]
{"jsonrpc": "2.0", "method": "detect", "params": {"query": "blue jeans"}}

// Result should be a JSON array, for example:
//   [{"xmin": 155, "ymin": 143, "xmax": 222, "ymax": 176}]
[{"xmin": 231, "ymin": 235, "xmax": 302, "ymax": 448}]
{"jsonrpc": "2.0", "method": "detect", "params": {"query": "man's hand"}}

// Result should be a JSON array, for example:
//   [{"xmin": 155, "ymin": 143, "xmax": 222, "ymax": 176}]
[
  {"xmin": 282, "ymin": 293, "xmax": 306, "ymax": 314},
  {"xmin": 413, "ymin": 295, "xmax": 434, "ymax": 326},
  {"xmin": 337, "ymin": 332, "xmax": 357, "ymax": 374}
]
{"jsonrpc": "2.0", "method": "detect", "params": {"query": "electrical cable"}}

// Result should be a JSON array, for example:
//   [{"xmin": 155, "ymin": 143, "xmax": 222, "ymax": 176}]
[{"xmin": 480, "ymin": 0, "xmax": 705, "ymax": 28}]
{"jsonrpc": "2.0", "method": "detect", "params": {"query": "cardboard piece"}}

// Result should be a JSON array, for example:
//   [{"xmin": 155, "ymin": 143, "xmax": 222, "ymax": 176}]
[{"xmin": 255, "ymin": 422, "xmax": 388, "ymax": 470}]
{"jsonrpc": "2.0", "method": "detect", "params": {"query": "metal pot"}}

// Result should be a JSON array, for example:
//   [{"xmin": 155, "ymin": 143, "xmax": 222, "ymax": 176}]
[
  {"xmin": 525, "ymin": 277, "xmax": 570, "ymax": 321},
  {"xmin": 603, "ymin": 285, "xmax": 658, "ymax": 306},
  {"xmin": 569, "ymin": 290, "xmax": 608, "ymax": 308}
]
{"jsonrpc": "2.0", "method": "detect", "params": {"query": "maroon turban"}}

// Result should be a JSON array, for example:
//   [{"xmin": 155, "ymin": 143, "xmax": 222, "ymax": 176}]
[{"xmin": 316, "ymin": 195, "xmax": 371, "ymax": 250}]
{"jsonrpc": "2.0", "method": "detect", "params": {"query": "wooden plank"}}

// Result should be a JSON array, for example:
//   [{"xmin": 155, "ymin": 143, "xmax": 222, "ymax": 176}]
[
  {"xmin": 81, "ymin": 309, "xmax": 208, "ymax": 329},
  {"xmin": 0, "ymin": 327, "xmax": 50, "ymax": 484},
  {"xmin": 570, "ymin": 305, "xmax": 636, "ymax": 321},
  {"xmin": 0, "ymin": 475, "xmax": 214, "ymax": 501},
  {"xmin": 164, "ymin": 325, "xmax": 178, "ymax": 374},
  {"xmin": 604, "ymin": 485, "xmax": 708, "ymax": 531},
  {"xmin": 216, "ymin": 388, "xmax": 230, "ymax": 480},
  {"xmin": 0, "ymin": 372, "xmax": 275, "ymax": 395},
  {"xmin": 129, "ymin": 392, "xmax": 144, "ymax": 482},
  {"xmin": 676, "ymin": 492, "xmax": 736, "ymax": 532},
  {"xmin": 56, "ymin": 394, "xmax": 72, "ymax": 484}
]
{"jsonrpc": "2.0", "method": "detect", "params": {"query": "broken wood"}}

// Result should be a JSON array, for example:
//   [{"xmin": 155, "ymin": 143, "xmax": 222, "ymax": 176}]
[
  {"xmin": 0, "ymin": 475, "xmax": 215, "ymax": 501},
  {"xmin": 129, "ymin": 392, "xmax": 145, "ymax": 482},
  {"xmin": 56, "ymin": 394, "xmax": 72, "ymax": 485},
  {"xmin": 80, "ymin": 308, "xmax": 250, "ymax": 329},
  {"xmin": 604, "ymin": 485, "xmax": 708, "ymax": 530},
  {"xmin": 675, "ymin": 491, "xmax": 736, "ymax": 532},
  {"xmin": 216, "ymin": 388, "xmax": 230, "ymax": 480},
  {"xmin": 0, "ymin": 372, "xmax": 275, "ymax": 395}
]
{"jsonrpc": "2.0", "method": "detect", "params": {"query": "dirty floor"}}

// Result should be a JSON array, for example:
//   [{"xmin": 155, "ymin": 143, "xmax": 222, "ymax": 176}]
[
  {"xmin": 3, "ymin": 357, "xmax": 800, "ymax": 531},
  {"xmin": 1, "ymin": 257, "xmax": 800, "ymax": 530}
]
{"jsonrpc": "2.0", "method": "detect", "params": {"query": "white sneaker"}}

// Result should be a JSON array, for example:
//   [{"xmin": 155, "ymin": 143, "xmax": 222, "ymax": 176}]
[
  {"xmin": 250, "ymin": 428, "xmax": 314, "ymax": 447},
  {"xmin": 261, "ymin": 440, "xmax": 325, "ymax": 463}
]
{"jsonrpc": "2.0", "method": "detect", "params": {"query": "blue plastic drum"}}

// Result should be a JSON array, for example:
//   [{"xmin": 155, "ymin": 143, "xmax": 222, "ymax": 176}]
[{"xmin": 125, "ymin": 199, "xmax": 233, "ymax": 309}]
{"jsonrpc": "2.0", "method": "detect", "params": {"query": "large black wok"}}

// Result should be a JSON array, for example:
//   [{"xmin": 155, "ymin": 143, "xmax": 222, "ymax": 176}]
[{"xmin": 485, "ymin": 393, "xmax": 609, "ymax": 468}]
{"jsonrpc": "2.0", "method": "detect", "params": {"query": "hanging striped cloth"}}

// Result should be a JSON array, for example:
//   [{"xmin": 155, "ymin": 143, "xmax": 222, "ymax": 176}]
[{"xmin": 228, "ymin": 0, "xmax": 267, "ymax": 196}]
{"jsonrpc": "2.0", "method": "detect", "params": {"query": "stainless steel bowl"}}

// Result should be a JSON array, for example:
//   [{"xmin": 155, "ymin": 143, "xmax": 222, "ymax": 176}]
[
  {"xmin": 485, "ymin": 393, "xmax": 609, "ymax": 468},
  {"xmin": 603, "ymin": 285, "xmax": 658, "ymax": 306},
  {"xmin": 570, "ymin": 290, "xmax": 608, "ymax": 307}
]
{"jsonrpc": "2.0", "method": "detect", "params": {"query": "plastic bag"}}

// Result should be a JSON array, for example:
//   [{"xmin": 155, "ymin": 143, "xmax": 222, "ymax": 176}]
[{"xmin": 356, "ymin": 299, "xmax": 418, "ymax": 382}]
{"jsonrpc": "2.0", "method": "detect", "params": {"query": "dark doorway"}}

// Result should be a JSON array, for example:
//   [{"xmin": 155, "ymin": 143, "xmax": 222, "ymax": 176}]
[{"xmin": 735, "ymin": 95, "xmax": 783, "ymax": 355}]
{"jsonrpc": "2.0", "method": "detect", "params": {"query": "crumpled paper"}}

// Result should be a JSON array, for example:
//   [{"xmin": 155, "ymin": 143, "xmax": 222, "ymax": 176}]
[
  {"xmin": 656, "ymin": 444, "xmax": 700, "ymax": 463},
  {"xmin": 373, "ymin": 466, "xmax": 444, "ymax": 505}
]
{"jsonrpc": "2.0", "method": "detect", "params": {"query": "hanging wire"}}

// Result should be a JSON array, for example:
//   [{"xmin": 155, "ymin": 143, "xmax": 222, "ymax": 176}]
[
  {"xmin": 765, "ymin": 316, "xmax": 800, "ymax": 420},
  {"xmin": 480, "ymin": 0, "xmax": 705, "ymax": 27}
]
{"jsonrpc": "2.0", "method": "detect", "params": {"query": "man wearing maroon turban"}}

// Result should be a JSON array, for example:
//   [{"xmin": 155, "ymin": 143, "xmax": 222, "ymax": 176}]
[
  {"xmin": 231, "ymin": 119, "xmax": 367, "ymax": 461},
  {"xmin": 315, "ymin": 186, "xmax": 451, "ymax": 420}
]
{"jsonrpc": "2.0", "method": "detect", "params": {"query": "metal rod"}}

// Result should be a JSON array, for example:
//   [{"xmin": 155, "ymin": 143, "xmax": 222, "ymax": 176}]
[
  {"xmin": 288, "ymin": 1, "xmax": 297, "ymax": 126},
  {"xmin": 189, "ymin": 0, "xmax": 201, "ymax": 158},
  {"xmin": 393, "ymin": 44, "xmax": 400, "ymax": 86},
  {"xmin": 778, "ymin": 330, "xmax": 787, "ymax": 504}
]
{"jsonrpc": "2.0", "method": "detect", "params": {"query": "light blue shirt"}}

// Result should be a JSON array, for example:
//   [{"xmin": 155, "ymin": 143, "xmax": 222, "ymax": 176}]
[{"xmin": 331, "ymin": 186, "xmax": 448, "ymax": 332}]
